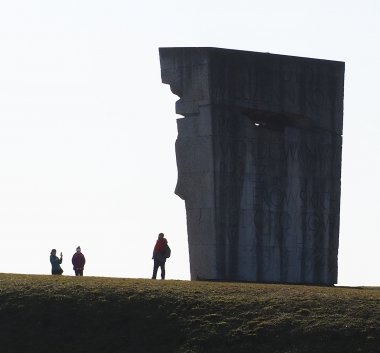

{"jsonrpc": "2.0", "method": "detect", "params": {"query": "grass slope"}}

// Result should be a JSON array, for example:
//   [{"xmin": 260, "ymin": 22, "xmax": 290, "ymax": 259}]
[{"xmin": 0, "ymin": 273, "xmax": 379, "ymax": 353}]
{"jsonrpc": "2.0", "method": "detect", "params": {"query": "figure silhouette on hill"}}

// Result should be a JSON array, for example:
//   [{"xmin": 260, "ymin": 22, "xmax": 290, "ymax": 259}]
[
  {"xmin": 72, "ymin": 246, "xmax": 86, "ymax": 276},
  {"xmin": 152, "ymin": 233, "xmax": 170, "ymax": 280},
  {"xmin": 50, "ymin": 249, "xmax": 63, "ymax": 275}
]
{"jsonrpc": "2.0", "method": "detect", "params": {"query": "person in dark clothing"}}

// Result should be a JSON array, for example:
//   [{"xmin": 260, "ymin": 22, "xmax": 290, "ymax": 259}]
[
  {"xmin": 72, "ymin": 246, "xmax": 86, "ymax": 276},
  {"xmin": 152, "ymin": 233, "xmax": 168, "ymax": 280},
  {"xmin": 50, "ymin": 249, "xmax": 63, "ymax": 275}
]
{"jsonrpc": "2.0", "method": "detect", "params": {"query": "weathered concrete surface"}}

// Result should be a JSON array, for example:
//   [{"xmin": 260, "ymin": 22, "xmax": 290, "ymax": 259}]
[{"xmin": 160, "ymin": 47, "xmax": 344, "ymax": 284}]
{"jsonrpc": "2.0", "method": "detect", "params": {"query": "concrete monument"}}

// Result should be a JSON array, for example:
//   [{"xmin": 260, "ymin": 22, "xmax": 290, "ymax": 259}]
[{"xmin": 160, "ymin": 47, "xmax": 344, "ymax": 285}]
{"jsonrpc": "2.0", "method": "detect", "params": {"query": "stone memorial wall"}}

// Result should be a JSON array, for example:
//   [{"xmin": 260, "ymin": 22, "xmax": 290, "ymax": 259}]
[{"xmin": 160, "ymin": 47, "xmax": 345, "ymax": 284}]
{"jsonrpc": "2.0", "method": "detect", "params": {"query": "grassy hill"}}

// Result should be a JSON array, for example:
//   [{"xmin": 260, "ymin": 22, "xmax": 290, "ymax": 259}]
[{"xmin": 0, "ymin": 273, "xmax": 379, "ymax": 353}]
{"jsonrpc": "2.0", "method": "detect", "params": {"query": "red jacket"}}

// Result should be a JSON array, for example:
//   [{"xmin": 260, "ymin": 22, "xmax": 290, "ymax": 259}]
[
  {"xmin": 72, "ymin": 252, "xmax": 86, "ymax": 269},
  {"xmin": 153, "ymin": 238, "xmax": 167, "ymax": 254}
]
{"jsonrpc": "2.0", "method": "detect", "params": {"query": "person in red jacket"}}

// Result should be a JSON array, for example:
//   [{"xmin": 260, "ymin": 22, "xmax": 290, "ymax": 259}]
[
  {"xmin": 72, "ymin": 246, "xmax": 86, "ymax": 276},
  {"xmin": 152, "ymin": 233, "xmax": 168, "ymax": 280}
]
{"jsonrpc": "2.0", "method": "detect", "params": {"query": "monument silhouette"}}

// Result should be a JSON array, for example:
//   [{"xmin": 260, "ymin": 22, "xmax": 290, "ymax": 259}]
[{"xmin": 160, "ymin": 47, "xmax": 345, "ymax": 284}]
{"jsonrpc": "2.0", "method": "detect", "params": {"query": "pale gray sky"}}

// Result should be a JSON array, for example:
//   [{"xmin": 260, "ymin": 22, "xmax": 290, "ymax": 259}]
[{"xmin": 0, "ymin": 0, "xmax": 379, "ymax": 285}]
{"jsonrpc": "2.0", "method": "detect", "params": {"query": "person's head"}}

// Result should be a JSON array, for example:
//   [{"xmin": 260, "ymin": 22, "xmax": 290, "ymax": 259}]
[
  {"xmin": 158, "ymin": 233, "xmax": 164, "ymax": 240},
  {"xmin": 51, "ymin": 249, "xmax": 56, "ymax": 255},
  {"xmin": 76, "ymin": 246, "xmax": 81, "ymax": 253}
]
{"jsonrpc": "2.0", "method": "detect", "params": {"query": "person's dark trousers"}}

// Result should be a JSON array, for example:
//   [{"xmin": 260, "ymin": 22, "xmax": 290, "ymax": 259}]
[
  {"xmin": 74, "ymin": 269, "xmax": 83, "ymax": 276},
  {"xmin": 152, "ymin": 260, "xmax": 165, "ymax": 279}
]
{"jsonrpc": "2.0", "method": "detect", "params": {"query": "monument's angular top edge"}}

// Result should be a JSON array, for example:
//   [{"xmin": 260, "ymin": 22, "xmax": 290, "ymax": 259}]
[{"xmin": 159, "ymin": 46, "xmax": 345, "ymax": 66}]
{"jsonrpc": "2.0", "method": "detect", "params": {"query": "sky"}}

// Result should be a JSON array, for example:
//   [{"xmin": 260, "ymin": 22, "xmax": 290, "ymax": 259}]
[{"xmin": 0, "ymin": 0, "xmax": 379, "ymax": 286}]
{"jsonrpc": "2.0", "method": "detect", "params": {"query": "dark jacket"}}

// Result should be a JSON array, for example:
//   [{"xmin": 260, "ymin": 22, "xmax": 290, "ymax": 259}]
[
  {"xmin": 72, "ymin": 252, "xmax": 86, "ymax": 270},
  {"xmin": 50, "ymin": 255, "xmax": 63, "ymax": 275}
]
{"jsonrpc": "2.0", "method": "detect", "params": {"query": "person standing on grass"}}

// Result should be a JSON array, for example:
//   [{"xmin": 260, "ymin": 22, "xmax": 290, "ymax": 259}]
[
  {"xmin": 72, "ymin": 246, "xmax": 86, "ymax": 276},
  {"xmin": 50, "ymin": 249, "xmax": 63, "ymax": 275},
  {"xmin": 152, "ymin": 233, "xmax": 170, "ymax": 280}
]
